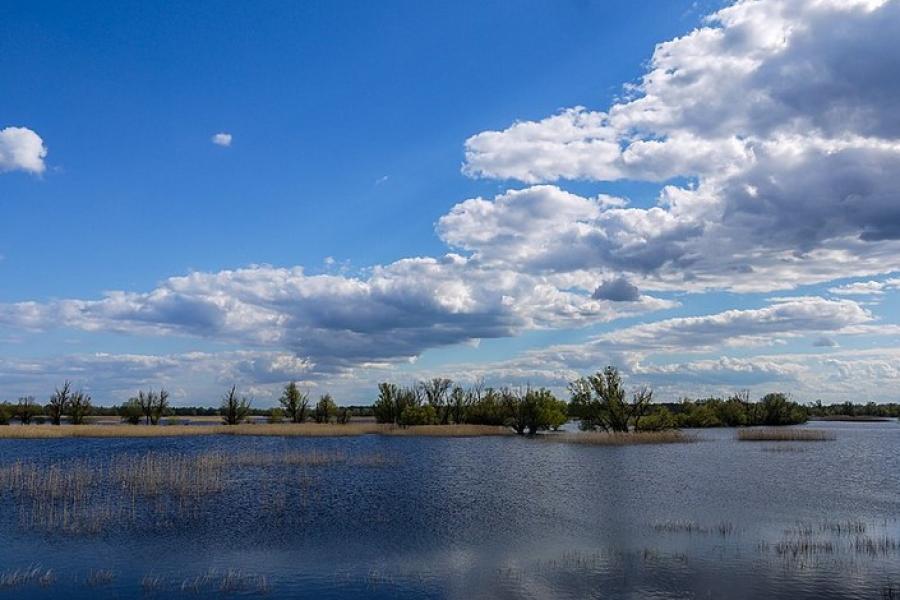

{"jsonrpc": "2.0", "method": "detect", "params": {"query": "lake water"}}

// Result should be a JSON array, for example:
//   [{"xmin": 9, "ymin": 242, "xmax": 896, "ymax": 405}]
[{"xmin": 0, "ymin": 421, "xmax": 897, "ymax": 598}]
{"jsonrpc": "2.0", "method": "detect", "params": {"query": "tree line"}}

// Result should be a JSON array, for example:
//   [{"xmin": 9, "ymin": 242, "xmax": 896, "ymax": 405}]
[{"xmin": 0, "ymin": 367, "xmax": 890, "ymax": 429}]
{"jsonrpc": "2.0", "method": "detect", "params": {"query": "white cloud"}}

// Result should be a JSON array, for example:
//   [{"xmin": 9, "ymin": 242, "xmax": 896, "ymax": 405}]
[
  {"xmin": 0, "ymin": 127, "xmax": 47, "ymax": 174},
  {"xmin": 457, "ymin": 0, "xmax": 900, "ymax": 292},
  {"xmin": 829, "ymin": 278, "xmax": 900, "ymax": 295},
  {"xmin": 212, "ymin": 132, "xmax": 232, "ymax": 147}
]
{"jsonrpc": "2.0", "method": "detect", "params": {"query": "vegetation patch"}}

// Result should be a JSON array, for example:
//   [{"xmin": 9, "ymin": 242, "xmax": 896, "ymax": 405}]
[
  {"xmin": 737, "ymin": 428, "xmax": 835, "ymax": 442},
  {"xmin": 546, "ymin": 430, "xmax": 693, "ymax": 445}
]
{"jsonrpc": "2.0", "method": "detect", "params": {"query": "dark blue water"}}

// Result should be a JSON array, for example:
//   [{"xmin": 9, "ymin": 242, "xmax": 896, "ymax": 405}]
[{"xmin": 0, "ymin": 422, "xmax": 898, "ymax": 598}]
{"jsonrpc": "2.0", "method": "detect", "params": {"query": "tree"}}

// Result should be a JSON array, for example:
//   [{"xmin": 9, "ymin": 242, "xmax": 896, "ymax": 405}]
[
  {"xmin": 120, "ymin": 398, "xmax": 143, "ymax": 425},
  {"xmin": 15, "ymin": 396, "xmax": 40, "ymax": 425},
  {"xmin": 68, "ymin": 390, "xmax": 92, "ymax": 425},
  {"xmin": 569, "ymin": 366, "xmax": 652, "ymax": 432},
  {"xmin": 268, "ymin": 407, "xmax": 285, "ymax": 423},
  {"xmin": 373, "ymin": 383, "xmax": 401, "ymax": 424},
  {"xmin": 314, "ymin": 394, "xmax": 337, "ymax": 424},
  {"xmin": 221, "ymin": 386, "xmax": 252, "ymax": 425},
  {"xmin": 48, "ymin": 381, "xmax": 71, "ymax": 425},
  {"xmin": 421, "ymin": 378, "xmax": 452, "ymax": 424},
  {"xmin": 447, "ymin": 385, "xmax": 469, "ymax": 425},
  {"xmin": 336, "ymin": 407, "xmax": 351, "ymax": 424},
  {"xmin": 279, "ymin": 381, "xmax": 309, "ymax": 423},
  {"xmin": 152, "ymin": 389, "xmax": 169, "ymax": 425},
  {"xmin": 503, "ymin": 387, "xmax": 568, "ymax": 435}
]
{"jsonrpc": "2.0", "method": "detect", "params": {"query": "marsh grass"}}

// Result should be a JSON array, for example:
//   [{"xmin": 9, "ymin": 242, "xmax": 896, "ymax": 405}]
[
  {"xmin": 0, "ymin": 449, "xmax": 389, "ymax": 534},
  {"xmin": 383, "ymin": 424, "xmax": 513, "ymax": 437},
  {"xmin": 0, "ymin": 566, "xmax": 54, "ymax": 590},
  {"xmin": 653, "ymin": 520, "xmax": 735, "ymax": 536},
  {"xmin": 0, "ymin": 422, "xmax": 519, "ymax": 439},
  {"xmin": 737, "ymin": 428, "xmax": 835, "ymax": 442},
  {"xmin": 548, "ymin": 430, "xmax": 694, "ymax": 445}
]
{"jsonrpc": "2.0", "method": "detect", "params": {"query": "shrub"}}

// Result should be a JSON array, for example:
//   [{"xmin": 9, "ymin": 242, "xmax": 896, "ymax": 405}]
[
  {"xmin": 268, "ymin": 408, "xmax": 285, "ymax": 424},
  {"xmin": 569, "ymin": 367, "xmax": 652, "ymax": 432},
  {"xmin": 221, "ymin": 386, "xmax": 252, "ymax": 425},
  {"xmin": 399, "ymin": 404, "xmax": 437, "ymax": 427},
  {"xmin": 15, "ymin": 396, "xmax": 41, "ymax": 424},
  {"xmin": 120, "ymin": 398, "xmax": 143, "ymax": 425},
  {"xmin": 0, "ymin": 404, "xmax": 11, "ymax": 425},
  {"xmin": 314, "ymin": 394, "xmax": 337, "ymax": 424}
]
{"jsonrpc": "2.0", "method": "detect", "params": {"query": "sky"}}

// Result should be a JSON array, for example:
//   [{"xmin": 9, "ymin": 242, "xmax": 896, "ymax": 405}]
[{"xmin": 2, "ymin": 0, "xmax": 900, "ymax": 407}]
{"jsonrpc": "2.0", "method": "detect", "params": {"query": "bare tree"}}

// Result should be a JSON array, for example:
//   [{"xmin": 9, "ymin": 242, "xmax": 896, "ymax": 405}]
[
  {"xmin": 48, "ymin": 381, "xmax": 71, "ymax": 426},
  {"xmin": 68, "ymin": 390, "xmax": 92, "ymax": 425}
]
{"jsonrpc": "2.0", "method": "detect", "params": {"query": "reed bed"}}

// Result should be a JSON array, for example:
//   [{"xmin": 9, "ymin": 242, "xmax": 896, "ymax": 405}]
[
  {"xmin": 547, "ymin": 430, "xmax": 695, "ymax": 445},
  {"xmin": 653, "ymin": 520, "xmax": 735, "ymax": 536},
  {"xmin": 0, "ymin": 449, "xmax": 390, "ymax": 534},
  {"xmin": 737, "ymin": 428, "xmax": 836, "ymax": 442},
  {"xmin": 383, "ymin": 424, "xmax": 513, "ymax": 437}
]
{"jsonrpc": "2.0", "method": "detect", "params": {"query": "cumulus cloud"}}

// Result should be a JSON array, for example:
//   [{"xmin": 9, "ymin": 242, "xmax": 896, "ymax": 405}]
[
  {"xmin": 212, "ymin": 132, "xmax": 232, "ymax": 147},
  {"xmin": 458, "ymin": 0, "xmax": 900, "ymax": 292},
  {"xmin": 0, "ymin": 127, "xmax": 47, "ymax": 174},
  {"xmin": 0, "ymin": 258, "xmax": 675, "ymax": 372},
  {"xmin": 592, "ymin": 277, "xmax": 641, "ymax": 302}
]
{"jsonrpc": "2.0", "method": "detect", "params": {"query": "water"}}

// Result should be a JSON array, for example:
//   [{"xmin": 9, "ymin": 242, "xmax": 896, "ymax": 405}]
[{"xmin": 0, "ymin": 421, "xmax": 897, "ymax": 598}]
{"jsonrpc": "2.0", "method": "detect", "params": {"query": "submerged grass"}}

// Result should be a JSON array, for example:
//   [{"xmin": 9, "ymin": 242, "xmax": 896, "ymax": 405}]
[
  {"xmin": 737, "ymin": 428, "xmax": 836, "ymax": 442},
  {"xmin": 0, "ymin": 422, "xmax": 519, "ymax": 439},
  {"xmin": 0, "ymin": 449, "xmax": 390, "ymax": 534},
  {"xmin": 547, "ymin": 430, "xmax": 695, "ymax": 445}
]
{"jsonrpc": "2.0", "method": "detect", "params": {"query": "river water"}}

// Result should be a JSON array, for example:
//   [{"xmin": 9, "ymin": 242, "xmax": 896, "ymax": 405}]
[{"xmin": 0, "ymin": 421, "xmax": 896, "ymax": 598}]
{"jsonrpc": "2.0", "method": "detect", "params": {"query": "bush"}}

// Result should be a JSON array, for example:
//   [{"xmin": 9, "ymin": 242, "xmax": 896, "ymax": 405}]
[
  {"xmin": 268, "ymin": 407, "xmax": 285, "ymax": 424},
  {"xmin": 399, "ymin": 404, "xmax": 436, "ymax": 427},
  {"xmin": 120, "ymin": 398, "xmax": 143, "ymax": 425},
  {"xmin": 0, "ymin": 404, "xmax": 11, "ymax": 425},
  {"xmin": 314, "ymin": 394, "xmax": 337, "ymax": 424},
  {"xmin": 221, "ymin": 386, "xmax": 252, "ymax": 425}
]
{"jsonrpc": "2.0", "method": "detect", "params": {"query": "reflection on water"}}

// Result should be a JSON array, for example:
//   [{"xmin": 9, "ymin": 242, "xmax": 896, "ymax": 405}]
[{"xmin": 0, "ymin": 421, "xmax": 897, "ymax": 598}]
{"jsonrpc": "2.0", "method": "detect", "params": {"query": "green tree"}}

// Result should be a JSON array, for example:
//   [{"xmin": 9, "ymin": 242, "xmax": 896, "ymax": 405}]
[
  {"xmin": 268, "ymin": 407, "xmax": 285, "ymax": 423},
  {"xmin": 421, "ymin": 378, "xmax": 453, "ymax": 424},
  {"xmin": 569, "ymin": 367, "xmax": 652, "ymax": 432},
  {"xmin": 314, "ymin": 394, "xmax": 337, "ymax": 423},
  {"xmin": 221, "ymin": 386, "xmax": 252, "ymax": 425},
  {"xmin": 15, "ymin": 396, "xmax": 40, "ymax": 425},
  {"xmin": 120, "ymin": 398, "xmax": 143, "ymax": 425},
  {"xmin": 279, "ymin": 381, "xmax": 309, "ymax": 423},
  {"xmin": 68, "ymin": 390, "xmax": 92, "ymax": 425}
]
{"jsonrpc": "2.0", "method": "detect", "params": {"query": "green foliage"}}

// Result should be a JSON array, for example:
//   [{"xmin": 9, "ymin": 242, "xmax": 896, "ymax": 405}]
[
  {"xmin": 120, "ymin": 398, "xmax": 143, "ymax": 425},
  {"xmin": 268, "ymin": 407, "xmax": 285, "ymax": 423},
  {"xmin": 463, "ymin": 388, "xmax": 507, "ymax": 426},
  {"xmin": 279, "ymin": 381, "xmax": 309, "ymax": 423},
  {"xmin": 399, "ymin": 403, "xmax": 436, "ymax": 427},
  {"xmin": 421, "ymin": 378, "xmax": 453, "ymax": 424},
  {"xmin": 503, "ymin": 387, "xmax": 568, "ymax": 435},
  {"xmin": 15, "ymin": 396, "xmax": 41, "ymax": 424},
  {"xmin": 68, "ymin": 391, "xmax": 92, "ymax": 425},
  {"xmin": 0, "ymin": 404, "xmax": 11, "ymax": 425},
  {"xmin": 634, "ymin": 406, "xmax": 677, "ymax": 431},
  {"xmin": 569, "ymin": 366, "xmax": 652, "ymax": 432},
  {"xmin": 314, "ymin": 394, "xmax": 337, "ymax": 423},
  {"xmin": 220, "ymin": 385, "xmax": 252, "ymax": 425}
]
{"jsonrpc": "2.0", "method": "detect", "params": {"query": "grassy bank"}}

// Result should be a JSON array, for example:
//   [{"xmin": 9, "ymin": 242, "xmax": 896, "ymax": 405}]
[
  {"xmin": 737, "ymin": 428, "xmax": 835, "ymax": 442},
  {"xmin": 0, "ymin": 422, "xmax": 514, "ymax": 439}
]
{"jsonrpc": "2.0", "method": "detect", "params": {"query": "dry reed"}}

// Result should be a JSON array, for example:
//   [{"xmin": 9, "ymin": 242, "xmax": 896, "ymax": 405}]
[
  {"xmin": 0, "ymin": 422, "xmax": 518, "ymax": 439},
  {"xmin": 547, "ymin": 430, "xmax": 694, "ymax": 445},
  {"xmin": 737, "ymin": 428, "xmax": 835, "ymax": 442}
]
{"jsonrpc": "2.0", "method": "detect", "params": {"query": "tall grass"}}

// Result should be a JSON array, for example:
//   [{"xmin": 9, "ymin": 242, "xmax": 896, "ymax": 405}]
[
  {"xmin": 383, "ymin": 424, "xmax": 513, "ymax": 437},
  {"xmin": 0, "ymin": 449, "xmax": 389, "ymax": 534},
  {"xmin": 547, "ymin": 430, "xmax": 694, "ymax": 445},
  {"xmin": 737, "ymin": 428, "xmax": 835, "ymax": 441}
]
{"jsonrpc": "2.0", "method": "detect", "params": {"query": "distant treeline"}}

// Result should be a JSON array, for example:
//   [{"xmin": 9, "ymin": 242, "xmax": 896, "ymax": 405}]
[{"xmin": 2, "ymin": 367, "xmax": 897, "ymax": 429}]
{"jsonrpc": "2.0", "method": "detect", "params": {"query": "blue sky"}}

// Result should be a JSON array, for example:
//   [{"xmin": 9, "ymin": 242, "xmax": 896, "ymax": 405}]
[{"xmin": 2, "ymin": 0, "xmax": 900, "ymax": 406}]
